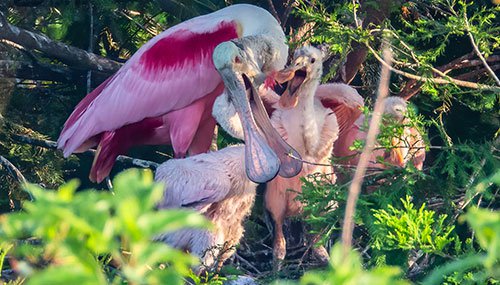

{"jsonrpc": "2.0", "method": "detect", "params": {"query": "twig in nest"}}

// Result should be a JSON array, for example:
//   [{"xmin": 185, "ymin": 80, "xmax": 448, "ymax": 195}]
[
  {"xmin": 341, "ymin": 43, "xmax": 393, "ymax": 256},
  {"xmin": 235, "ymin": 253, "xmax": 262, "ymax": 275}
]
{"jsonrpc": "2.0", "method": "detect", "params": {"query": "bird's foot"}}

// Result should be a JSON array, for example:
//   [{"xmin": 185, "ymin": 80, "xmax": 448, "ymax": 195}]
[{"xmin": 311, "ymin": 245, "xmax": 330, "ymax": 265}]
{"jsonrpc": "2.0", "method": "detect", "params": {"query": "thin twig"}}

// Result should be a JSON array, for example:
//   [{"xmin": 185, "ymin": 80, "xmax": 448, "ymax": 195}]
[
  {"xmin": 210, "ymin": 125, "xmax": 218, "ymax": 152},
  {"xmin": 452, "ymin": 137, "xmax": 499, "ymax": 221},
  {"xmin": 287, "ymin": 152, "xmax": 386, "ymax": 170},
  {"xmin": 352, "ymin": 0, "xmax": 360, "ymax": 28},
  {"xmin": 455, "ymin": 64, "xmax": 500, "ymax": 81},
  {"xmin": 235, "ymin": 253, "xmax": 261, "ymax": 274},
  {"xmin": 118, "ymin": 10, "xmax": 157, "ymax": 36},
  {"xmin": 266, "ymin": 0, "xmax": 281, "ymax": 24},
  {"xmin": 281, "ymin": 0, "xmax": 296, "ymax": 28},
  {"xmin": 10, "ymin": 135, "xmax": 159, "ymax": 170},
  {"xmin": 463, "ymin": 8, "xmax": 500, "ymax": 86},
  {"xmin": 87, "ymin": 1, "xmax": 94, "ymax": 94},
  {"xmin": 341, "ymin": 44, "xmax": 392, "ymax": 256}
]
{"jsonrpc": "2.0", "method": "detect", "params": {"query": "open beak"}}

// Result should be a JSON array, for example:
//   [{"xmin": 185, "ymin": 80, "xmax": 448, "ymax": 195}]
[
  {"xmin": 275, "ymin": 64, "xmax": 308, "ymax": 109},
  {"xmin": 218, "ymin": 66, "xmax": 302, "ymax": 182},
  {"xmin": 218, "ymin": 67, "xmax": 279, "ymax": 183},
  {"xmin": 245, "ymin": 75, "xmax": 303, "ymax": 178}
]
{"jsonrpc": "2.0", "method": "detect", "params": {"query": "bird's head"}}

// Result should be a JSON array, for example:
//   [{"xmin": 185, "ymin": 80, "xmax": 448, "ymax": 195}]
[
  {"xmin": 213, "ymin": 41, "xmax": 302, "ymax": 183},
  {"xmin": 384, "ymin": 97, "xmax": 408, "ymax": 122},
  {"xmin": 274, "ymin": 46, "xmax": 323, "ymax": 109},
  {"xmin": 213, "ymin": 42, "xmax": 262, "ymax": 79},
  {"xmin": 383, "ymin": 97, "xmax": 409, "ymax": 166}
]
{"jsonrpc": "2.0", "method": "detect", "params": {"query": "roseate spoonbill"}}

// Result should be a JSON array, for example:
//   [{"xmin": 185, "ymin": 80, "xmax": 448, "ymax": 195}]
[
  {"xmin": 154, "ymin": 145, "xmax": 256, "ymax": 272},
  {"xmin": 334, "ymin": 96, "xmax": 426, "ymax": 170},
  {"xmin": 57, "ymin": 4, "xmax": 301, "ymax": 183},
  {"xmin": 264, "ymin": 46, "xmax": 364, "ymax": 263}
]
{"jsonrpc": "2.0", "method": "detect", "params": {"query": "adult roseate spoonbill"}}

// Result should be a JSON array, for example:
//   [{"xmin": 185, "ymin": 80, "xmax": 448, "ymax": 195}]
[
  {"xmin": 264, "ymin": 47, "xmax": 364, "ymax": 263},
  {"xmin": 334, "ymin": 97, "xmax": 426, "ymax": 170},
  {"xmin": 154, "ymin": 145, "xmax": 256, "ymax": 272},
  {"xmin": 57, "ymin": 4, "xmax": 301, "ymax": 183}
]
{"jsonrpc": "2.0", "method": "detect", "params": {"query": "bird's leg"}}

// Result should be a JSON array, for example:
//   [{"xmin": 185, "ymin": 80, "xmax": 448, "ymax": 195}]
[
  {"xmin": 272, "ymin": 216, "xmax": 287, "ymax": 270},
  {"xmin": 265, "ymin": 177, "xmax": 288, "ymax": 269},
  {"xmin": 168, "ymin": 97, "xmax": 208, "ymax": 158}
]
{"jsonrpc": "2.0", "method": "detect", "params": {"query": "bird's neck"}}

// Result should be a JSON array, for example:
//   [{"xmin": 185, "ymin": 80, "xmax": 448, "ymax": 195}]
[{"xmin": 296, "ymin": 78, "xmax": 321, "ymax": 154}]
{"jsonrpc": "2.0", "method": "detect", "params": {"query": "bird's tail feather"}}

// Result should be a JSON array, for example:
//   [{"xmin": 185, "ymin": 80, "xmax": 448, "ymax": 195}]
[{"xmin": 89, "ymin": 131, "xmax": 122, "ymax": 183}]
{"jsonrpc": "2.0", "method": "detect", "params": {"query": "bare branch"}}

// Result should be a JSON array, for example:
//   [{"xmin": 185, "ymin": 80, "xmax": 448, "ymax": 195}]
[
  {"xmin": 11, "ymin": 135, "xmax": 159, "ymax": 170},
  {"xmin": 210, "ymin": 125, "xmax": 218, "ymax": 152},
  {"xmin": 266, "ymin": 0, "xmax": 281, "ymax": 24},
  {"xmin": 0, "ymin": 155, "xmax": 30, "ymax": 209},
  {"xmin": 281, "ymin": 0, "xmax": 296, "ymax": 28},
  {"xmin": 463, "ymin": 9, "xmax": 500, "ymax": 86},
  {"xmin": 87, "ymin": 1, "xmax": 94, "ymax": 94},
  {"xmin": 367, "ymin": 44, "xmax": 500, "ymax": 92},
  {"xmin": 0, "ymin": 11, "xmax": 121, "ymax": 74},
  {"xmin": 455, "ymin": 64, "xmax": 500, "ymax": 81},
  {"xmin": 0, "ymin": 156, "xmax": 27, "ymax": 185},
  {"xmin": 399, "ymin": 53, "xmax": 500, "ymax": 100},
  {"xmin": 0, "ymin": 59, "xmax": 76, "ymax": 82},
  {"xmin": 341, "ymin": 44, "xmax": 392, "ymax": 255}
]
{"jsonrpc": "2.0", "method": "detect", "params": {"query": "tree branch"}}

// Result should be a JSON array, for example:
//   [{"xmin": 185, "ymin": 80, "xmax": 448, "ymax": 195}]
[
  {"xmin": 367, "ymin": 44, "xmax": 500, "ymax": 92},
  {"xmin": 11, "ymin": 135, "xmax": 159, "ymax": 170},
  {"xmin": 266, "ymin": 0, "xmax": 281, "ymax": 24},
  {"xmin": 455, "ymin": 64, "xmax": 500, "ymax": 81},
  {"xmin": 0, "ymin": 156, "xmax": 27, "ymax": 184},
  {"xmin": 399, "ymin": 53, "xmax": 500, "ymax": 100},
  {"xmin": 0, "ymin": 155, "xmax": 29, "ymax": 209},
  {"xmin": 280, "ymin": 0, "xmax": 296, "ymax": 28},
  {"xmin": 0, "ymin": 11, "xmax": 121, "ymax": 74},
  {"xmin": 0, "ymin": 59, "xmax": 76, "ymax": 82},
  {"xmin": 342, "ymin": 44, "xmax": 392, "ymax": 256}
]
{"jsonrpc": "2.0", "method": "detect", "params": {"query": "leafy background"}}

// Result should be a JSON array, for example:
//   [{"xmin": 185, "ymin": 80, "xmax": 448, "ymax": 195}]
[{"xmin": 0, "ymin": 0, "xmax": 498, "ymax": 284}]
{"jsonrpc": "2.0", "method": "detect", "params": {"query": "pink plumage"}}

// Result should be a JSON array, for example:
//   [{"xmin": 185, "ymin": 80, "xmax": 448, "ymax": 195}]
[
  {"xmin": 334, "ymin": 97, "xmax": 426, "ymax": 170},
  {"xmin": 58, "ymin": 15, "xmax": 239, "ymax": 182},
  {"xmin": 58, "ymin": 4, "xmax": 291, "ymax": 183}
]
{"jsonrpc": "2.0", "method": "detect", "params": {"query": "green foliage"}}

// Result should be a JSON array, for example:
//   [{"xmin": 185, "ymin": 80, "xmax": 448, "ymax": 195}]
[
  {"xmin": 296, "ymin": 0, "xmax": 372, "ymax": 79},
  {"xmin": 1, "ymin": 0, "xmax": 499, "ymax": 283},
  {"xmin": 0, "ymin": 169, "xmax": 208, "ymax": 285},
  {"xmin": 464, "ymin": 187, "xmax": 500, "ymax": 270},
  {"xmin": 423, "ymin": 206, "xmax": 500, "ymax": 285},
  {"xmin": 275, "ymin": 243, "xmax": 409, "ymax": 285},
  {"xmin": 372, "ymin": 196, "xmax": 455, "ymax": 254}
]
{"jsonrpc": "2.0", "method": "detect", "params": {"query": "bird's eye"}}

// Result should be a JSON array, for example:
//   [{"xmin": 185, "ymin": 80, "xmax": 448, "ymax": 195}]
[{"xmin": 310, "ymin": 58, "xmax": 316, "ymax": 64}]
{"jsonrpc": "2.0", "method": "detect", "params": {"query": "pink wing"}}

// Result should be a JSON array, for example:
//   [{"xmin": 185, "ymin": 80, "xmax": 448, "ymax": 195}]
[
  {"xmin": 316, "ymin": 83, "xmax": 364, "ymax": 137},
  {"xmin": 58, "ymin": 18, "xmax": 239, "ymax": 156},
  {"xmin": 317, "ymin": 83, "xmax": 365, "ymax": 166}
]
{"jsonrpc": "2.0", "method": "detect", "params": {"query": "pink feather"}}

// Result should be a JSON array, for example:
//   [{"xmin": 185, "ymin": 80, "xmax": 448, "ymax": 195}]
[{"xmin": 58, "ymin": 20, "xmax": 238, "ymax": 157}]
